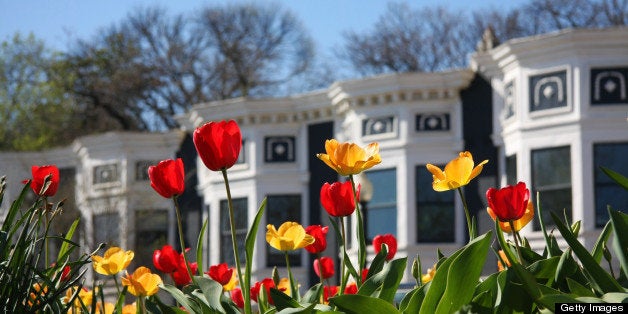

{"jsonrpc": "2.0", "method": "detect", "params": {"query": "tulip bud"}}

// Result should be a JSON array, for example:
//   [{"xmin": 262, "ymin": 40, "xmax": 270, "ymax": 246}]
[{"xmin": 272, "ymin": 266, "xmax": 280, "ymax": 287}]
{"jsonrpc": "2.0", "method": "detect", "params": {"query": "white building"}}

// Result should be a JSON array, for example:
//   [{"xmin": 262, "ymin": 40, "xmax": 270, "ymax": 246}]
[{"xmin": 1, "ymin": 27, "xmax": 626, "ymax": 286}]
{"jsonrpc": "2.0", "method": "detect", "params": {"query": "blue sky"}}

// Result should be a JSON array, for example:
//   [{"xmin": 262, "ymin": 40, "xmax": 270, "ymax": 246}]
[{"xmin": 0, "ymin": 0, "xmax": 526, "ymax": 55}]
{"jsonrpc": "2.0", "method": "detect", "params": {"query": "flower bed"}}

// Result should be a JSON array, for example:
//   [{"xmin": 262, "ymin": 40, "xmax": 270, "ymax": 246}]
[{"xmin": 0, "ymin": 119, "xmax": 626, "ymax": 313}]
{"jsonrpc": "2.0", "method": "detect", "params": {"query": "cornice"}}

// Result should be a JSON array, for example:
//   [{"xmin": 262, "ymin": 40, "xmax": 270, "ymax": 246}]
[{"xmin": 472, "ymin": 27, "xmax": 628, "ymax": 77}]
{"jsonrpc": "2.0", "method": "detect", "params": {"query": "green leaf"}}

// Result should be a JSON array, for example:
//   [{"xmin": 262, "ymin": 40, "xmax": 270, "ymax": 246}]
[
  {"xmin": 56, "ymin": 217, "xmax": 80, "ymax": 262},
  {"xmin": 160, "ymin": 284, "xmax": 200, "ymax": 313},
  {"xmin": 195, "ymin": 276, "xmax": 226, "ymax": 313},
  {"xmin": 526, "ymin": 256, "xmax": 560, "ymax": 281},
  {"xmin": 301, "ymin": 283, "xmax": 322, "ymax": 304},
  {"xmin": 364, "ymin": 244, "xmax": 389, "ymax": 283},
  {"xmin": 196, "ymin": 217, "xmax": 208, "ymax": 276},
  {"xmin": 538, "ymin": 294, "xmax": 583, "ymax": 305},
  {"xmin": 608, "ymin": 208, "xmax": 628, "ymax": 279},
  {"xmin": 399, "ymin": 285, "xmax": 427, "ymax": 314},
  {"xmin": 601, "ymin": 292, "xmax": 628, "ymax": 303},
  {"xmin": 566, "ymin": 278, "xmax": 595, "ymax": 297},
  {"xmin": 550, "ymin": 212, "xmax": 623, "ymax": 293},
  {"xmin": 244, "ymin": 197, "xmax": 267, "ymax": 309},
  {"xmin": 435, "ymin": 232, "xmax": 492, "ymax": 314},
  {"xmin": 330, "ymin": 294, "xmax": 401, "ymax": 314},
  {"xmin": 270, "ymin": 288, "xmax": 302, "ymax": 311},
  {"xmin": 276, "ymin": 303, "xmax": 317, "ymax": 314},
  {"xmin": 536, "ymin": 192, "xmax": 559, "ymax": 258},
  {"xmin": 591, "ymin": 221, "xmax": 612, "ymax": 263},
  {"xmin": 377, "ymin": 258, "xmax": 407, "ymax": 303},
  {"xmin": 146, "ymin": 295, "xmax": 190, "ymax": 314},
  {"xmin": 419, "ymin": 232, "xmax": 491, "ymax": 314},
  {"xmin": 600, "ymin": 166, "xmax": 628, "ymax": 191}
]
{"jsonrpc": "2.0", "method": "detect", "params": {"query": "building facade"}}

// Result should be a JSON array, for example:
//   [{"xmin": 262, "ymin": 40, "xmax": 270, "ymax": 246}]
[{"xmin": 0, "ymin": 27, "xmax": 626, "ymax": 286}]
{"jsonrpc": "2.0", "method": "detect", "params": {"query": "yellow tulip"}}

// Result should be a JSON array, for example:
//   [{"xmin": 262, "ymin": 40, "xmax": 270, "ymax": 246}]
[
  {"xmin": 317, "ymin": 139, "xmax": 381, "ymax": 176},
  {"xmin": 278, "ymin": 278, "xmax": 291, "ymax": 296},
  {"xmin": 426, "ymin": 151, "xmax": 488, "ymax": 191},
  {"xmin": 65, "ymin": 286, "xmax": 93, "ymax": 311},
  {"xmin": 266, "ymin": 222, "xmax": 315, "ymax": 251},
  {"xmin": 121, "ymin": 266, "xmax": 162, "ymax": 297},
  {"xmin": 121, "ymin": 303, "xmax": 136, "ymax": 314},
  {"xmin": 497, "ymin": 250, "xmax": 512, "ymax": 271},
  {"xmin": 92, "ymin": 247, "xmax": 134, "ymax": 276},
  {"xmin": 487, "ymin": 201, "xmax": 534, "ymax": 233},
  {"xmin": 95, "ymin": 302, "xmax": 115, "ymax": 314},
  {"xmin": 421, "ymin": 265, "xmax": 436, "ymax": 284},
  {"xmin": 222, "ymin": 268, "xmax": 239, "ymax": 292}
]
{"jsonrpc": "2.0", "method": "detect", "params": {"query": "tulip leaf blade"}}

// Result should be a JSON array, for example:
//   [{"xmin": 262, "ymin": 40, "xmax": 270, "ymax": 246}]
[
  {"xmin": 419, "ymin": 232, "xmax": 491, "ymax": 314},
  {"xmin": 57, "ymin": 217, "xmax": 80, "ymax": 262},
  {"xmin": 608, "ymin": 208, "xmax": 628, "ymax": 279},
  {"xmin": 245, "ymin": 197, "xmax": 267, "ymax": 307},
  {"xmin": 270, "ymin": 287, "xmax": 301, "ymax": 311},
  {"xmin": 434, "ymin": 231, "xmax": 491, "ymax": 314},
  {"xmin": 195, "ymin": 276, "xmax": 226, "ymax": 313},
  {"xmin": 399, "ymin": 284, "xmax": 427, "ymax": 314},
  {"xmin": 377, "ymin": 257, "xmax": 407, "ymax": 303},
  {"xmin": 196, "ymin": 217, "xmax": 208, "ymax": 277},
  {"xmin": 566, "ymin": 278, "xmax": 596, "ymax": 297},
  {"xmin": 330, "ymin": 294, "xmax": 401, "ymax": 314},
  {"xmin": 550, "ymin": 211, "xmax": 623, "ymax": 293},
  {"xmin": 591, "ymin": 220, "xmax": 612, "ymax": 263},
  {"xmin": 600, "ymin": 166, "xmax": 628, "ymax": 191}
]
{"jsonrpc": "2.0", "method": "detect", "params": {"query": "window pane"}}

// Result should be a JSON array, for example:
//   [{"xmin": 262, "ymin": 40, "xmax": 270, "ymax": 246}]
[
  {"xmin": 594, "ymin": 142, "xmax": 628, "ymax": 227},
  {"xmin": 364, "ymin": 168, "xmax": 397, "ymax": 241},
  {"xmin": 266, "ymin": 195, "xmax": 302, "ymax": 266},
  {"xmin": 506, "ymin": 154, "xmax": 517, "ymax": 186},
  {"xmin": 531, "ymin": 146, "xmax": 572, "ymax": 230},
  {"xmin": 93, "ymin": 213, "xmax": 119, "ymax": 247},
  {"xmin": 134, "ymin": 210, "xmax": 168, "ymax": 270},
  {"xmin": 416, "ymin": 166, "xmax": 455, "ymax": 243},
  {"xmin": 220, "ymin": 198, "xmax": 247, "ymax": 265}
]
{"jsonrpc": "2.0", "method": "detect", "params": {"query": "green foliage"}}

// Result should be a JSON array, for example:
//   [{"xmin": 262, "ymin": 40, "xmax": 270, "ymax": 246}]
[
  {"xmin": 0, "ymin": 33, "xmax": 77, "ymax": 151},
  {"xmin": 0, "ymin": 176, "xmax": 91, "ymax": 312}
]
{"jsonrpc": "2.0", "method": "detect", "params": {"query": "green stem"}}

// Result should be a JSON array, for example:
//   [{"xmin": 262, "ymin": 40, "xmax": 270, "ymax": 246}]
[
  {"xmin": 44, "ymin": 196, "xmax": 49, "ymax": 268},
  {"xmin": 339, "ymin": 217, "xmax": 347, "ymax": 295},
  {"xmin": 173, "ymin": 196, "xmax": 196, "ymax": 286},
  {"xmin": 138, "ymin": 296, "xmax": 146, "ymax": 314},
  {"xmin": 221, "ymin": 169, "xmax": 249, "ymax": 314},
  {"xmin": 112, "ymin": 275, "xmax": 121, "ymax": 296},
  {"xmin": 284, "ymin": 252, "xmax": 299, "ymax": 299},
  {"xmin": 457, "ymin": 188, "xmax": 475, "ymax": 241},
  {"xmin": 316, "ymin": 253, "xmax": 324, "ymax": 302},
  {"xmin": 508, "ymin": 220, "xmax": 524, "ymax": 263},
  {"xmin": 349, "ymin": 175, "xmax": 366, "ymax": 281}
]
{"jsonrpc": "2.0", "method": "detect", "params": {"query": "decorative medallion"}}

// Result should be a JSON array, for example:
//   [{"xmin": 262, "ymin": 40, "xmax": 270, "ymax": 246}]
[
  {"xmin": 362, "ymin": 116, "xmax": 395, "ymax": 136},
  {"xmin": 265, "ymin": 136, "xmax": 295, "ymax": 162},
  {"xmin": 93, "ymin": 163, "xmax": 119, "ymax": 185},
  {"xmin": 416, "ymin": 113, "xmax": 450, "ymax": 132},
  {"xmin": 529, "ymin": 70, "xmax": 567, "ymax": 112},
  {"xmin": 591, "ymin": 67, "xmax": 628, "ymax": 105}
]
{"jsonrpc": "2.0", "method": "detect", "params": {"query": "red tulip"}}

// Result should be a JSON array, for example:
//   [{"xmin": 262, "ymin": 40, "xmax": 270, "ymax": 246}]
[
  {"xmin": 206, "ymin": 263, "xmax": 234, "ymax": 286},
  {"xmin": 231, "ymin": 287, "xmax": 244, "ymax": 308},
  {"xmin": 148, "ymin": 158, "xmax": 185, "ymax": 198},
  {"xmin": 486, "ymin": 182, "xmax": 530, "ymax": 222},
  {"xmin": 344, "ymin": 282, "xmax": 358, "ymax": 294},
  {"xmin": 193, "ymin": 120, "xmax": 242, "ymax": 171},
  {"xmin": 320, "ymin": 181, "xmax": 360, "ymax": 217},
  {"xmin": 323, "ymin": 285, "xmax": 338, "ymax": 303},
  {"xmin": 304, "ymin": 225, "xmax": 329, "ymax": 254},
  {"xmin": 373, "ymin": 234, "xmax": 397, "ymax": 261},
  {"xmin": 313, "ymin": 256, "xmax": 335, "ymax": 279},
  {"xmin": 153, "ymin": 245, "xmax": 180, "ymax": 273},
  {"xmin": 60, "ymin": 265, "xmax": 71, "ymax": 282},
  {"xmin": 30, "ymin": 165, "xmax": 59, "ymax": 197},
  {"xmin": 361, "ymin": 268, "xmax": 369, "ymax": 283},
  {"xmin": 250, "ymin": 278, "xmax": 275, "ymax": 304},
  {"xmin": 171, "ymin": 260, "xmax": 198, "ymax": 287}
]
